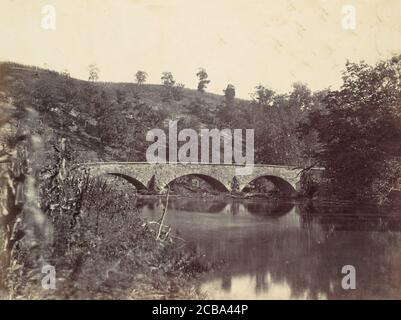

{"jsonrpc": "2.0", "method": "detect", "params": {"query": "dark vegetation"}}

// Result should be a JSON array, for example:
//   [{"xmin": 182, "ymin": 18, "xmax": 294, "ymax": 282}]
[
  {"xmin": 0, "ymin": 105, "xmax": 207, "ymax": 299},
  {"xmin": 0, "ymin": 55, "xmax": 400, "ymax": 298},
  {"xmin": 299, "ymin": 57, "xmax": 401, "ymax": 204}
]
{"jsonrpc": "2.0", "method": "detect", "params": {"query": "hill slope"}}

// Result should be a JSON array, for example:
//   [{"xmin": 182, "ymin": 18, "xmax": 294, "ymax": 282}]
[{"xmin": 0, "ymin": 62, "xmax": 316, "ymax": 166}]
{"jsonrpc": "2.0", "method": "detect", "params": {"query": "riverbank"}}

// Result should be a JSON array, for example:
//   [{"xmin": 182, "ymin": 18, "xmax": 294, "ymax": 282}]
[
  {"xmin": 1, "ymin": 199, "xmax": 210, "ymax": 300},
  {"xmin": 0, "ymin": 143, "xmax": 210, "ymax": 300}
]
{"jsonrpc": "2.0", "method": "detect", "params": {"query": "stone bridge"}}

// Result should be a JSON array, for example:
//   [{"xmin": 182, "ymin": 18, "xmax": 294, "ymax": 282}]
[{"xmin": 76, "ymin": 162, "xmax": 323, "ymax": 194}]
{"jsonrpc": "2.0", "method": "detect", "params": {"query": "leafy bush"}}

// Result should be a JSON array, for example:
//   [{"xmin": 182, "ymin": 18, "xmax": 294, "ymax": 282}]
[{"xmin": 298, "ymin": 56, "xmax": 401, "ymax": 203}]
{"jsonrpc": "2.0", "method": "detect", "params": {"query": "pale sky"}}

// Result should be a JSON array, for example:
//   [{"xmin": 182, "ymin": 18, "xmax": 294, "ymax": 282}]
[{"xmin": 1, "ymin": 0, "xmax": 401, "ymax": 98}]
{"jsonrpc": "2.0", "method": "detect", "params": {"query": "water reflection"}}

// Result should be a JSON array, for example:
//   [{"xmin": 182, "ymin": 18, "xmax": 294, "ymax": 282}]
[
  {"xmin": 140, "ymin": 198, "xmax": 401, "ymax": 299},
  {"xmin": 244, "ymin": 201, "xmax": 294, "ymax": 217}
]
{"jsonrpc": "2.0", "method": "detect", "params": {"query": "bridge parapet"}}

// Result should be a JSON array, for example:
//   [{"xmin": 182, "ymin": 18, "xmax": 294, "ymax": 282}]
[{"xmin": 76, "ymin": 162, "xmax": 323, "ymax": 194}]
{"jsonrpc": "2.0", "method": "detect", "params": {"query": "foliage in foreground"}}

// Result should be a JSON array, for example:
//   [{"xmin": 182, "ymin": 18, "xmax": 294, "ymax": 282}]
[
  {"xmin": 299, "ymin": 55, "xmax": 401, "ymax": 204},
  {"xmin": 0, "ymin": 105, "xmax": 207, "ymax": 299},
  {"xmin": 5, "ymin": 159, "xmax": 206, "ymax": 299},
  {"xmin": 10, "ymin": 173, "xmax": 205, "ymax": 299}
]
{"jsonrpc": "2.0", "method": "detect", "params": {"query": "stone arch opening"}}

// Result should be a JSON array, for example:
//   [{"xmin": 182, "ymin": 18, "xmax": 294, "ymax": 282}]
[
  {"xmin": 241, "ymin": 175, "xmax": 296, "ymax": 195},
  {"xmin": 166, "ymin": 174, "xmax": 229, "ymax": 193},
  {"xmin": 107, "ymin": 173, "xmax": 148, "ymax": 191}
]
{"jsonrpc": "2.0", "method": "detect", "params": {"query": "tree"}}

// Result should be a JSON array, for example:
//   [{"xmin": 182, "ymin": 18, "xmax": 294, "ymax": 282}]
[
  {"xmin": 252, "ymin": 84, "xmax": 275, "ymax": 106},
  {"xmin": 161, "ymin": 72, "xmax": 177, "ymax": 102},
  {"xmin": 298, "ymin": 56, "xmax": 401, "ymax": 202},
  {"xmin": 161, "ymin": 72, "xmax": 175, "ymax": 87},
  {"xmin": 215, "ymin": 85, "xmax": 237, "ymax": 127},
  {"xmin": 88, "ymin": 64, "xmax": 99, "ymax": 82},
  {"xmin": 289, "ymin": 82, "xmax": 312, "ymax": 111},
  {"xmin": 223, "ymin": 84, "xmax": 236, "ymax": 102},
  {"xmin": 61, "ymin": 69, "xmax": 71, "ymax": 78},
  {"xmin": 196, "ymin": 68, "xmax": 210, "ymax": 93},
  {"xmin": 59, "ymin": 70, "xmax": 78, "ymax": 116},
  {"xmin": 135, "ymin": 70, "xmax": 148, "ymax": 84},
  {"xmin": 98, "ymin": 105, "xmax": 128, "ymax": 148}
]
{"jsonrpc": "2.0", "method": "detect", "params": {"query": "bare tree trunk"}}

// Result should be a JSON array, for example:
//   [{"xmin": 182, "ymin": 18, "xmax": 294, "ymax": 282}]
[{"xmin": 156, "ymin": 187, "xmax": 170, "ymax": 240}]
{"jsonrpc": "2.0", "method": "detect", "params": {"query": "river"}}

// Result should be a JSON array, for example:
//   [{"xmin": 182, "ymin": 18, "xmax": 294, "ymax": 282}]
[{"xmin": 139, "ymin": 197, "xmax": 401, "ymax": 299}]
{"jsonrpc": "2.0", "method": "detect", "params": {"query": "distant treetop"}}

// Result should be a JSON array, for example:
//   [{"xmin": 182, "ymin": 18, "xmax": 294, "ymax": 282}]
[
  {"xmin": 196, "ymin": 68, "xmax": 210, "ymax": 93},
  {"xmin": 88, "ymin": 64, "xmax": 99, "ymax": 82},
  {"xmin": 135, "ymin": 70, "xmax": 148, "ymax": 84}
]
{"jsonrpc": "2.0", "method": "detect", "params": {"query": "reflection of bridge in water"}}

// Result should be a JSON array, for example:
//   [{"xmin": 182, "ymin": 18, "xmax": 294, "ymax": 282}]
[
  {"xmin": 158, "ymin": 199, "xmax": 295, "ymax": 217},
  {"xmin": 138, "ymin": 197, "xmax": 401, "ymax": 299},
  {"xmin": 77, "ymin": 162, "xmax": 323, "ymax": 194}
]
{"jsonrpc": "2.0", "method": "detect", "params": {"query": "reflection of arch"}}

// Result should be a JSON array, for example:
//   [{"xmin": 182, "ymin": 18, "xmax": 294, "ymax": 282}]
[
  {"xmin": 166, "ymin": 174, "xmax": 229, "ymax": 192},
  {"xmin": 168, "ymin": 199, "xmax": 228, "ymax": 213},
  {"xmin": 244, "ymin": 201, "xmax": 294, "ymax": 217},
  {"xmin": 241, "ymin": 175, "xmax": 296, "ymax": 194},
  {"xmin": 208, "ymin": 202, "xmax": 229, "ymax": 213},
  {"xmin": 107, "ymin": 173, "xmax": 147, "ymax": 190}
]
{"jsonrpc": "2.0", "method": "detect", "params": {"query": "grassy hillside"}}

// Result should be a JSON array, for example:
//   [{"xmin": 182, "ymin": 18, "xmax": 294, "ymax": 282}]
[
  {"xmin": 0, "ymin": 61, "xmax": 243, "ymax": 115},
  {"xmin": 0, "ymin": 61, "xmax": 318, "ymax": 166}
]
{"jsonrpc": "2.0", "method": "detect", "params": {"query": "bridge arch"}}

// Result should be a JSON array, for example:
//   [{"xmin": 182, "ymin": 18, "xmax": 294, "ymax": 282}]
[
  {"xmin": 107, "ymin": 173, "xmax": 148, "ymax": 190},
  {"xmin": 240, "ymin": 175, "xmax": 297, "ymax": 195},
  {"xmin": 165, "ymin": 174, "xmax": 230, "ymax": 192}
]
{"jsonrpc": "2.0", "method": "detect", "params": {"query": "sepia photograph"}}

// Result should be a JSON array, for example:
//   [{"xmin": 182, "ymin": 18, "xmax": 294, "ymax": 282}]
[{"xmin": 0, "ymin": 0, "xmax": 401, "ymax": 308}]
